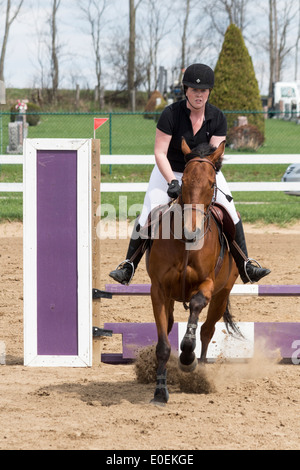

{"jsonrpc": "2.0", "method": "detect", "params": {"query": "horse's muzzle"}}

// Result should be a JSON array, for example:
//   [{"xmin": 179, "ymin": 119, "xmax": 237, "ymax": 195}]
[{"xmin": 183, "ymin": 226, "xmax": 201, "ymax": 242}]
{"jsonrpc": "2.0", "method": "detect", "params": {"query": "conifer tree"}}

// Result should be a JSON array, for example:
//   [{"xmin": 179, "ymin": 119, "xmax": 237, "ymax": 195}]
[{"xmin": 210, "ymin": 24, "xmax": 264, "ymax": 138}]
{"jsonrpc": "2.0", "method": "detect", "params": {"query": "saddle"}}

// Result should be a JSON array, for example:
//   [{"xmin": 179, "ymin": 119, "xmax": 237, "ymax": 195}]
[
  {"xmin": 138, "ymin": 202, "xmax": 236, "ymax": 279},
  {"xmin": 210, "ymin": 203, "xmax": 236, "ymax": 276},
  {"xmin": 139, "ymin": 203, "xmax": 173, "ymax": 240},
  {"xmin": 211, "ymin": 203, "xmax": 236, "ymax": 242},
  {"xmin": 139, "ymin": 201, "xmax": 236, "ymax": 243}
]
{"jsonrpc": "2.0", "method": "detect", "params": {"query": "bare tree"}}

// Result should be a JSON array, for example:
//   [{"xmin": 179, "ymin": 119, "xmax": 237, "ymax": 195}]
[
  {"xmin": 141, "ymin": 0, "xmax": 172, "ymax": 95},
  {"xmin": 49, "ymin": 0, "xmax": 61, "ymax": 104},
  {"xmin": 128, "ymin": 0, "xmax": 143, "ymax": 110},
  {"xmin": 166, "ymin": 0, "xmax": 199, "ymax": 85},
  {"xmin": 268, "ymin": 0, "xmax": 275, "ymax": 95},
  {"xmin": 0, "ymin": 0, "xmax": 24, "ymax": 81},
  {"xmin": 33, "ymin": 23, "xmax": 49, "ymax": 90},
  {"xmin": 199, "ymin": 0, "xmax": 253, "ymax": 73},
  {"xmin": 180, "ymin": 0, "xmax": 191, "ymax": 81},
  {"xmin": 268, "ymin": 0, "xmax": 295, "ymax": 96},
  {"xmin": 77, "ymin": 0, "xmax": 108, "ymax": 109},
  {"xmin": 204, "ymin": 0, "xmax": 249, "ymax": 36},
  {"xmin": 107, "ymin": 28, "xmax": 128, "ymax": 91},
  {"xmin": 294, "ymin": 0, "xmax": 300, "ymax": 80},
  {"xmin": 223, "ymin": 0, "xmax": 247, "ymax": 29}
]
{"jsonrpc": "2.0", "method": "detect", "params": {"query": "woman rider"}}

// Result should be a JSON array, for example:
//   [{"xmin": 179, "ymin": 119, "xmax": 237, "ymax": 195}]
[{"xmin": 109, "ymin": 63, "xmax": 270, "ymax": 285}]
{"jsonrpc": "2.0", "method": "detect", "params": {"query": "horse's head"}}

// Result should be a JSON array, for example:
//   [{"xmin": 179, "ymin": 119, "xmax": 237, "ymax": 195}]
[
  {"xmin": 180, "ymin": 137, "xmax": 225, "ymax": 242},
  {"xmin": 181, "ymin": 137, "xmax": 225, "ymax": 205},
  {"xmin": 182, "ymin": 138, "xmax": 224, "ymax": 171}
]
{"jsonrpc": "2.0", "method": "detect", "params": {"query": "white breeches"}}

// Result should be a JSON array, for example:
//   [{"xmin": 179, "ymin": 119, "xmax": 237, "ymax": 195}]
[{"xmin": 139, "ymin": 164, "xmax": 239, "ymax": 227}]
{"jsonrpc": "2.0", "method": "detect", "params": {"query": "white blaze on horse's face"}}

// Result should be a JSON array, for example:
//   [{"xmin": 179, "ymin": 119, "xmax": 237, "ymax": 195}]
[
  {"xmin": 183, "ymin": 203, "xmax": 205, "ymax": 251},
  {"xmin": 182, "ymin": 162, "xmax": 214, "ymax": 248}
]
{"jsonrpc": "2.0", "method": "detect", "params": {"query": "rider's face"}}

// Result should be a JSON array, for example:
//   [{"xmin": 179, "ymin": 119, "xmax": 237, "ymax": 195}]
[{"xmin": 186, "ymin": 87, "xmax": 210, "ymax": 110}]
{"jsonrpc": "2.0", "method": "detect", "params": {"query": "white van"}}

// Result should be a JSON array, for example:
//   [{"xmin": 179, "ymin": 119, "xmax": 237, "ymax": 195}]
[{"xmin": 272, "ymin": 82, "xmax": 299, "ymax": 118}]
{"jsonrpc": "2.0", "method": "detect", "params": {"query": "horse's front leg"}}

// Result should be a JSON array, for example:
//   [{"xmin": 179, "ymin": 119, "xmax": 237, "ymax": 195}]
[
  {"xmin": 200, "ymin": 289, "xmax": 231, "ymax": 363},
  {"xmin": 179, "ymin": 283, "xmax": 212, "ymax": 372},
  {"xmin": 150, "ymin": 288, "xmax": 173, "ymax": 405}
]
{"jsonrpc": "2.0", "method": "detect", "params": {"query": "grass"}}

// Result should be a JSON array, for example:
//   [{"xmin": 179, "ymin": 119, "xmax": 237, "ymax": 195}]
[
  {"xmin": 100, "ymin": 191, "xmax": 300, "ymax": 227},
  {"xmin": 225, "ymin": 118, "xmax": 300, "ymax": 155},
  {"xmin": 0, "ymin": 193, "xmax": 22, "ymax": 221},
  {"xmin": 0, "ymin": 114, "xmax": 299, "ymax": 224},
  {"xmin": 0, "ymin": 165, "xmax": 23, "ymax": 221},
  {"xmin": 1, "ymin": 111, "xmax": 300, "ymax": 155},
  {"xmin": 234, "ymin": 192, "xmax": 300, "ymax": 226},
  {"xmin": 2, "ymin": 190, "xmax": 298, "ymax": 226},
  {"xmin": 100, "ymin": 163, "xmax": 300, "ymax": 226},
  {"xmin": 256, "ymin": 119, "xmax": 300, "ymax": 154},
  {"xmin": 0, "ymin": 112, "xmax": 158, "ymax": 155}
]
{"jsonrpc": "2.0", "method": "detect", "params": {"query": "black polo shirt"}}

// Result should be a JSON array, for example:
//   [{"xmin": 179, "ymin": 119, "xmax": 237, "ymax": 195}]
[{"xmin": 156, "ymin": 99, "xmax": 227, "ymax": 172}]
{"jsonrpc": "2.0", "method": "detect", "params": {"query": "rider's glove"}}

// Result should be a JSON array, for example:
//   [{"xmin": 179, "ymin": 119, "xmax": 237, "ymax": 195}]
[{"xmin": 167, "ymin": 179, "xmax": 181, "ymax": 199}]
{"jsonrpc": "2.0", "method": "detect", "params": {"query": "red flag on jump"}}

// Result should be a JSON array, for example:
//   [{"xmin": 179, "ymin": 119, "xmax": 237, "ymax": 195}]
[{"xmin": 94, "ymin": 118, "xmax": 108, "ymax": 131}]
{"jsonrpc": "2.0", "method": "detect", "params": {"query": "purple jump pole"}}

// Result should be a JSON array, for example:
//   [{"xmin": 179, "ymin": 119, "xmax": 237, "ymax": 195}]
[
  {"xmin": 105, "ymin": 284, "xmax": 300, "ymax": 296},
  {"xmin": 102, "ymin": 322, "xmax": 179, "ymax": 363},
  {"xmin": 101, "ymin": 322, "xmax": 300, "ymax": 364},
  {"xmin": 258, "ymin": 285, "xmax": 300, "ymax": 296},
  {"xmin": 255, "ymin": 323, "xmax": 300, "ymax": 361},
  {"xmin": 105, "ymin": 284, "xmax": 151, "ymax": 295}
]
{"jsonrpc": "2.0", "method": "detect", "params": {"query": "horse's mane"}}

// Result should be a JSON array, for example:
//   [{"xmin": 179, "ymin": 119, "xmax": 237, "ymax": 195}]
[{"xmin": 184, "ymin": 142, "xmax": 223, "ymax": 172}]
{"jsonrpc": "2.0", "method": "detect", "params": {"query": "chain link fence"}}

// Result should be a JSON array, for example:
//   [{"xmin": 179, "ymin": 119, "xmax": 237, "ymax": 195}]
[{"xmin": 0, "ymin": 110, "xmax": 299, "ymax": 155}]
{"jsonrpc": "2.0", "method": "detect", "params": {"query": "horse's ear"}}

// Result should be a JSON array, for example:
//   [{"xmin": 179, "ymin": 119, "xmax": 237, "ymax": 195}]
[
  {"xmin": 211, "ymin": 140, "xmax": 226, "ymax": 163},
  {"xmin": 181, "ymin": 137, "xmax": 191, "ymax": 156}
]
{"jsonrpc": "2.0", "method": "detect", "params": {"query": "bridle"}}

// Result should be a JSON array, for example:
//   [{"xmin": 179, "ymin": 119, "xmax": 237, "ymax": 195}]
[{"xmin": 184, "ymin": 155, "xmax": 217, "ymax": 172}]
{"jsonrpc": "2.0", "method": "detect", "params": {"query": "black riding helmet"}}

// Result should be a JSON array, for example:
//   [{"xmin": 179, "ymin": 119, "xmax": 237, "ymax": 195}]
[{"xmin": 182, "ymin": 63, "xmax": 214, "ymax": 90}]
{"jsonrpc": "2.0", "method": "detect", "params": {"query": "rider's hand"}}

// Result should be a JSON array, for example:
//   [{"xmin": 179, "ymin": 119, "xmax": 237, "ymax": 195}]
[{"xmin": 167, "ymin": 179, "xmax": 181, "ymax": 199}]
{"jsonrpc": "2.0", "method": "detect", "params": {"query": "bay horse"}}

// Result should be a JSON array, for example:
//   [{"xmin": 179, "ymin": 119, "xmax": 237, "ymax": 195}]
[{"xmin": 147, "ymin": 138, "xmax": 240, "ymax": 405}]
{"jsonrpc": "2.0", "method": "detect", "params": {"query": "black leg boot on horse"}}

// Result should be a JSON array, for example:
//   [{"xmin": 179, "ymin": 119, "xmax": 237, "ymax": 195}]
[
  {"xmin": 109, "ymin": 218, "xmax": 148, "ymax": 285},
  {"xmin": 231, "ymin": 219, "xmax": 271, "ymax": 284}
]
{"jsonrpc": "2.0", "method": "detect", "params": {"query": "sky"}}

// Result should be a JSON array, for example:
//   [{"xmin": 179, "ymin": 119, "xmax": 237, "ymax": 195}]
[
  {"xmin": 1, "ymin": 0, "xmax": 299, "ymax": 95},
  {"xmin": 2, "ymin": 0, "xmax": 129, "ymax": 90}
]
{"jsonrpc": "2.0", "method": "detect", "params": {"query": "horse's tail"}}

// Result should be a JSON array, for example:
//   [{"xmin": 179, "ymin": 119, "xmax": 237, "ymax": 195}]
[{"xmin": 223, "ymin": 298, "xmax": 244, "ymax": 338}]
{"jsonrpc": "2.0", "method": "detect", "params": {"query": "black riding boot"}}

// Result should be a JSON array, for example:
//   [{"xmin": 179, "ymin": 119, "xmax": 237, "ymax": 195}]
[
  {"xmin": 231, "ymin": 219, "xmax": 271, "ymax": 284},
  {"xmin": 109, "ymin": 219, "xmax": 147, "ymax": 285}
]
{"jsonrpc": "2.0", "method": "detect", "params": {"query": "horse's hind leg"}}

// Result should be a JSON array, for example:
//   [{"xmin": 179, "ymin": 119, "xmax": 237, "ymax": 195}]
[
  {"xmin": 200, "ymin": 290, "xmax": 230, "ymax": 362},
  {"xmin": 179, "ymin": 291, "xmax": 208, "ymax": 372}
]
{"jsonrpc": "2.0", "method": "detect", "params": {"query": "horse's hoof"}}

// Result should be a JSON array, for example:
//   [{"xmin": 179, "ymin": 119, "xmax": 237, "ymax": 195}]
[
  {"xmin": 150, "ymin": 388, "xmax": 169, "ymax": 406},
  {"xmin": 178, "ymin": 353, "xmax": 198, "ymax": 373},
  {"xmin": 150, "ymin": 397, "xmax": 167, "ymax": 407}
]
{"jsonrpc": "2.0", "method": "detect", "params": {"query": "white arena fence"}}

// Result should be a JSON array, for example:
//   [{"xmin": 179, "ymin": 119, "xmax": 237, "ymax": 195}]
[{"xmin": 0, "ymin": 153, "xmax": 300, "ymax": 193}]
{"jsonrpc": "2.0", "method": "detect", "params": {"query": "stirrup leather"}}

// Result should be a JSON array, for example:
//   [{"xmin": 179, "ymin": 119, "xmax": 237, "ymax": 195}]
[{"xmin": 243, "ymin": 258, "xmax": 262, "ymax": 284}]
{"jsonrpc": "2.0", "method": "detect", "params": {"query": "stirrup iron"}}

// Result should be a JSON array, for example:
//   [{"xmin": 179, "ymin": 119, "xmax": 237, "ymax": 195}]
[{"xmin": 243, "ymin": 258, "xmax": 262, "ymax": 284}]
